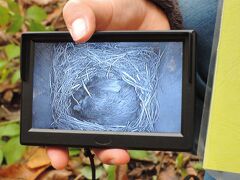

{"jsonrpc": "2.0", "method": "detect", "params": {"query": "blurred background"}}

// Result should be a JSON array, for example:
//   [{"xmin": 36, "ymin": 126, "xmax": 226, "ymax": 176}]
[{"xmin": 0, "ymin": 0, "xmax": 204, "ymax": 179}]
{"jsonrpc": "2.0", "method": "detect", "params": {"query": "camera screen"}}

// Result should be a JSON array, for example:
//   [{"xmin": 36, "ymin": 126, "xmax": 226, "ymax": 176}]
[{"xmin": 32, "ymin": 42, "xmax": 183, "ymax": 133}]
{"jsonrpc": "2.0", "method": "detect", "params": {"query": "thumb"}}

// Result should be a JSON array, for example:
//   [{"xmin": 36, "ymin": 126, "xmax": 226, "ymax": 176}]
[{"xmin": 63, "ymin": 0, "xmax": 113, "ymax": 43}]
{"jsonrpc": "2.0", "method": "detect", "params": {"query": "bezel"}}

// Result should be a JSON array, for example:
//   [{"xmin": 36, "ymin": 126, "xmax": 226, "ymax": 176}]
[{"xmin": 20, "ymin": 31, "xmax": 196, "ymax": 151}]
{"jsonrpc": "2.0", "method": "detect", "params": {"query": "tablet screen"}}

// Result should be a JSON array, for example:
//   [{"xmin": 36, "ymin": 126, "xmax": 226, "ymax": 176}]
[{"xmin": 32, "ymin": 42, "xmax": 183, "ymax": 133}]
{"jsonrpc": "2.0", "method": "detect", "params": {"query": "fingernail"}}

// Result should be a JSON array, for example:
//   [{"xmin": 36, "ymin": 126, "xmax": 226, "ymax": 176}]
[{"xmin": 71, "ymin": 18, "xmax": 87, "ymax": 42}]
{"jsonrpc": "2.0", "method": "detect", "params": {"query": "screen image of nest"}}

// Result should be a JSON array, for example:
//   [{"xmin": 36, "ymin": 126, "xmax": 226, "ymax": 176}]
[{"xmin": 32, "ymin": 41, "xmax": 183, "ymax": 133}]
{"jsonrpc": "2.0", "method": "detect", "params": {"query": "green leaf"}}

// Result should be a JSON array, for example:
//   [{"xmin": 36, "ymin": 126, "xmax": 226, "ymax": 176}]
[
  {"xmin": 129, "ymin": 150, "xmax": 151, "ymax": 161},
  {"xmin": 45, "ymin": 26, "xmax": 54, "ymax": 31},
  {"xmin": 0, "ymin": 68, "xmax": 9, "ymax": 83},
  {"xmin": 69, "ymin": 148, "xmax": 80, "ymax": 157},
  {"xmin": 0, "ymin": 123, "xmax": 20, "ymax": 137},
  {"xmin": 11, "ymin": 69, "xmax": 20, "ymax": 84},
  {"xmin": 80, "ymin": 166, "xmax": 92, "ymax": 179},
  {"xmin": 80, "ymin": 166, "xmax": 105, "ymax": 179},
  {"xmin": 193, "ymin": 162, "xmax": 203, "ymax": 171},
  {"xmin": 181, "ymin": 169, "xmax": 188, "ymax": 178},
  {"xmin": 0, "ymin": 119, "xmax": 19, "ymax": 126},
  {"xmin": 0, "ymin": 149, "xmax": 3, "ymax": 165},
  {"xmin": 0, "ymin": 140, "xmax": 6, "ymax": 148},
  {"xmin": 0, "ymin": 6, "xmax": 10, "ymax": 26},
  {"xmin": 0, "ymin": 60, "xmax": 8, "ymax": 70},
  {"xmin": 27, "ymin": 5, "xmax": 47, "ymax": 22},
  {"xmin": 176, "ymin": 153, "xmax": 184, "ymax": 169},
  {"xmin": 29, "ymin": 20, "xmax": 46, "ymax": 31},
  {"xmin": 7, "ymin": 0, "xmax": 20, "ymax": 15},
  {"xmin": 7, "ymin": 15, "xmax": 24, "ymax": 33},
  {"xmin": 5, "ymin": 44, "xmax": 20, "ymax": 60},
  {"xmin": 103, "ymin": 164, "xmax": 116, "ymax": 180},
  {"xmin": 2, "ymin": 136, "xmax": 26, "ymax": 165}
]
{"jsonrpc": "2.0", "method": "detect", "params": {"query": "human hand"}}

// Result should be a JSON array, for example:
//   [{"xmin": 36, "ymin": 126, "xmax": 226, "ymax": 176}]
[{"xmin": 47, "ymin": 0, "xmax": 170, "ymax": 169}]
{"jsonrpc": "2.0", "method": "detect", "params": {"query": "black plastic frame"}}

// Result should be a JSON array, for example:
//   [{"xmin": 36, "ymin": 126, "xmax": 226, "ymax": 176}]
[{"xmin": 20, "ymin": 31, "xmax": 196, "ymax": 151}]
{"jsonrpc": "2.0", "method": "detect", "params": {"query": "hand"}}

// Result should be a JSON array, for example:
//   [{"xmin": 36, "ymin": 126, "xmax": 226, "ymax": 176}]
[{"xmin": 47, "ymin": 0, "xmax": 170, "ymax": 169}]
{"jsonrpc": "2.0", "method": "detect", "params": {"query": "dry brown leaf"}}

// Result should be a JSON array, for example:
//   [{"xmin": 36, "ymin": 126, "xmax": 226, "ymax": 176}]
[
  {"xmin": 0, "ymin": 0, "xmax": 7, "ymax": 7},
  {"xmin": 26, "ymin": 147, "xmax": 51, "ymax": 169},
  {"xmin": 0, "ymin": 83, "xmax": 19, "ymax": 93},
  {"xmin": 116, "ymin": 165, "xmax": 128, "ymax": 180},
  {"xmin": 128, "ymin": 167, "xmax": 143, "ymax": 177},
  {"xmin": 3, "ymin": 90, "xmax": 13, "ymax": 103},
  {"xmin": 186, "ymin": 167, "xmax": 197, "ymax": 176},
  {"xmin": 67, "ymin": 157, "xmax": 82, "ymax": 171},
  {"xmin": 128, "ymin": 163, "xmax": 156, "ymax": 179},
  {"xmin": 0, "ymin": 106, "xmax": 20, "ymax": 121},
  {"xmin": 158, "ymin": 165, "xmax": 179, "ymax": 180},
  {"xmin": 33, "ymin": 0, "xmax": 58, "ymax": 5},
  {"xmin": 0, "ymin": 163, "xmax": 49, "ymax": 180},
  {"xmin": 22, "ymin": 0, "xmax": 57, "ymax": 5},
  {"xmin": 0, "ymin": 147, "xmax": 51, "ymax": 179},
  {"xmin": 45, "ymin": 6, "xmax": 63, "ymax": 24},
  {"xmin": 37, "ymin": 169, "xmax": 72, "ymax": 180}
]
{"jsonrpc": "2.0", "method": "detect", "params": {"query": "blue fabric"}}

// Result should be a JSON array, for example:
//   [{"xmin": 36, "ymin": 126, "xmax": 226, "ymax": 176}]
[
  {"xmin": 179, "ymin": 0, "xmax": 218, "ymax": 84},
  {"xmin": 178, "ymin": 0, "xmax": 219, "ymax": 154},
  {"xmin": 204, "ymin": 172, "xmax": 216, "ymax": 180},
  {"xmin": 178, "ymin": 1, "xmax": 218, "ymax": 179}
]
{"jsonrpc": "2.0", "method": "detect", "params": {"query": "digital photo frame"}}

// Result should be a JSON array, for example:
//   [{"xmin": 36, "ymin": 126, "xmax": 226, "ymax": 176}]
[{"xmin": 20, "ymin": 31, "xmax": 196, "ymax": 151}]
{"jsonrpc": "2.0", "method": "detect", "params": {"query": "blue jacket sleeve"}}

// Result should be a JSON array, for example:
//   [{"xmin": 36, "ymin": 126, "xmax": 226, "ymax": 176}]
[{"xmin": 150, "ymin": 0, "xmax": 183, "ymax": 29}]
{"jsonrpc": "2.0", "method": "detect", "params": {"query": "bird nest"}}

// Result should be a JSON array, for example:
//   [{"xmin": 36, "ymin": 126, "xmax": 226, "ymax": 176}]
[{"xmin": 50, "ymin": 42, "xmax": 168, "ymax": 132}]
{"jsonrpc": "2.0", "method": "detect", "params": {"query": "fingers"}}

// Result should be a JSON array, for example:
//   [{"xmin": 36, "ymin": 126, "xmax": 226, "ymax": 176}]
[
  {"xmin": 46, "ymin": 147, "xmax": 69, "ymax": 169},
  {"xmin": 93, "ymin": 149, "xmax": 130, "ymax": 165},
  {"xmin": 63, "ymin": 0, "xmax": 150, "ymax": 43},
  {"xmin": 47, "ymin": 147, "xmax": 130, "ymax": 169},
  {"xmin": 63, "ymin": 0, "xmax": 113, "ymax": 42},
  {"xmin": 63, "ymin": 0, "xmax": 170, "ymax": 42}
]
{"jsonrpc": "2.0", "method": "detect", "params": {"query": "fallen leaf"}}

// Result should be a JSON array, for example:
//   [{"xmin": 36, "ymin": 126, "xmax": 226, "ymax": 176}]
[
  {"xmin": 0, "ymin": 149, "xmax": 3, "ymax": 165},
  {"xmin": 103, "ymin": 164, "xmax": 116, "ymax": 180},
  {"xmin": 0, "ymin": 163, "xmax": 49, "ymax": 180},
  {"xmin": 68, "ymin": 157, "xmax": 82, "ymax": 172},
  {"xmin": 4, "ymin": 44, "xmax": 20, "ymax": 60},
  {"xmin": 79, "ymin": 165, "xmax": 105, "ymax": 180},
  {"xmin": 186, "ymin": 167, "xmax": 197, "ymax": 176},
  {"xmin": 0, "ymin": 122, "xmax": 20, "ymax": 137},
  {"xmin": 11, "ymin": 69, "xmax": 20, "ymax": 84},
  {"xmin": 69, "ymin": 148, "xmax": 80, "ymax": 157},
  {"xmin": 158, "ymin": 165, "xmax": 179, "ymax": 180},
  {"xmin": 176, "ymin": 153, "xmax": 184, "ymax": 169},
  {"xmin": 128, "ymin": 163, "xmax": 156, "ymax": 178},
  {"xmin": 2, "ymin": 136, "xmax": 26, "ymax": 165},
  {"xmin": 3, "ymin": 90, "xmax": 13, "ymax": 102},
  {"xmin": 26, "ymin": 147, "xmax": 50, "ymax": 169},
  {"xmin": 26, "ymin": 5, "xmax": 47, "ymax": 22},
  {"xmin": 0, "ymin": 106, "xmax": 20, "ymax": 121},
  {"xmin": 38, "ymin": 169, "xmax": 72, "ymax": 180},
  {"xmin": 129, "ymin": 150, "xmax": 153, "ymax": 161},
  {"xmin": 45, "ymin": 6, "xmax": 63, "ymax": 24},
  {"xmin": 31, "ymin": 0, "xmax": 58, "ymax": 5},
  {"xmin": 128, "ymin": 167, "xmax": 143, "ymax": 177},
  {"xmin": 116, "ymin": 165, "xmax": 128, "ymax": 180},
  {"xmin": 190, "ymin": 162, "xmax": 203, "ymax": 172},
  {"xmin": 0, "ymin": 6, "xmax": 10, "ymax": 26},
  {"xmin": 0, "ymin": 1, "xmax": 7, "ymax": 7}
]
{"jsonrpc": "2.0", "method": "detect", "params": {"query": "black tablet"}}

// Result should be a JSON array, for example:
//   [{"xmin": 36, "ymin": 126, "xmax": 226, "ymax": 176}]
[{"xmin": 20, "ymin": 31, "xmax": 196, "ymax": 151}]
